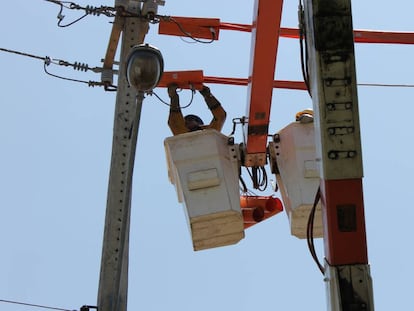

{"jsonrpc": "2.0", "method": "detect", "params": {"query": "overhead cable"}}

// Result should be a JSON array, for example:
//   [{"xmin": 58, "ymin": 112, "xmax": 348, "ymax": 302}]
[
  {"xmin": 0, "ymin": 47, "xmax": 116, "ymax": 89},
  {"xmin": 150, "ymin": 87, "xmax": 196, "ymax": 108},
  {"xmin": 0, "ymin": 298, "xmax": 76, "ymax": 311},
  {"xmin": 307, "ymin": 187, "xmax": 325, "ymax": 275},
  {"xmin": 2, "ymin": 47, "xmax": 414, "ymax": 90},
  {"xmin": 158, "ymin": 15, "xmax": 216, "ymax": 44},
  {"xmin": 44, "ymin": 0, "xmax": 116, "ymax": 27}
]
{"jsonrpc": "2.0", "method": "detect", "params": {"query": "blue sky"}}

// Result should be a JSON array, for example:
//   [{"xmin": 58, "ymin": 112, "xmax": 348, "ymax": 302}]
[{"xmin": 1, "ymin": 1, "xmax": 414, "ymax": 310}]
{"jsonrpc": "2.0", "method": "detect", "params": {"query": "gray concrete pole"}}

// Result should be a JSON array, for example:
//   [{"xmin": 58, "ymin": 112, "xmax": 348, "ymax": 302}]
[{"xmin": 97, "ymin": 1, "xmax": 149, "ymax": 311}]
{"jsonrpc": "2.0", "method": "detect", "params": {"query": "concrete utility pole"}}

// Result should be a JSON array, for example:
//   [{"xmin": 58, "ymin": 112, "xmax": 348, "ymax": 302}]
[
  {"xmin": 303, "ymin": 0, "xmax": 375, "ymax": 309},
  {"xmin": 97, "ymin": 1, "xmax": 161, "ymax": 311}
]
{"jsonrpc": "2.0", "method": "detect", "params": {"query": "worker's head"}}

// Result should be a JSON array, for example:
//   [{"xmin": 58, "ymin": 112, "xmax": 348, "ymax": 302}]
[{"xmin": 184, "ymin": 114, "xmax": 204, "ymax": 131}]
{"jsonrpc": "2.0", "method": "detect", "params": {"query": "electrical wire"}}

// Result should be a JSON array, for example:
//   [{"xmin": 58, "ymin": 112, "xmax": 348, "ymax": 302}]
[
  {"xmin": 298, "ymin": 0, "xmax": 311, "ymax": 97},
  {"xmin": 150, "ymin": 88, "xmax": 195, "ymax": 109},
  {"xmin": 0, "ymin": 299, "xmax": 76, "ymax": 311},
  {"xmin": 358, "ymin": 83, "xmax": 414, "ymax": 88},
  {"xmin": 150, "ymin": 90, "xmax": 170, "ymax": 106},
  {"xmin": 256, "ymin": 166, "xmax": 268, "ymax": 191},
  {"xmin": 228, "ymin": 117, "xmax": 247, "ymax": 137},
  {"xmin": 160, "ymin": 16, "xmax": 216, "ymax": 44},
  {"xmin": 0, "ymin": 47, "xmax": 115, "ymax": 89},
  {"xmin": 44, "ymin": 0, "xmax": 116, "ymax": 27},
  {"xmin": 244, "ymin": 166, "xmax": 268, "ymax": 192},
  {"xmin": 58, "ymin": 11, "xmax": 89, "ymax": 27},
  {"xmin": 239, "ymin": 175, "xmax": 248, "ymax": 193},
  {"xmin": 239, "ymin": 175, "xmax": 261, "ymax": 196},
  {"xmin": 180, "ymin": 89, "xmax": 195, "ymax": 108},
  {"xmin": 43, "ymin": 60, "xmax": 94, "ymax": 86},
  {"xmin": 0, "ymin": 47, "xmax": 46, "ymax": 62},
  {"xmin": 306, "ymin": 186, "xmax": 325, "ymax": 275},
  {"xmin": 3, "ymin": 47, "xmax": 414, "ymax": 91}
]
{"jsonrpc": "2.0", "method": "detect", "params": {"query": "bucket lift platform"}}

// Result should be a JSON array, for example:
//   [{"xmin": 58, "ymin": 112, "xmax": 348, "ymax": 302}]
[
  {"xmin": 164, "ymin": 129, "xmax": 244, "ymax": 251},
  {"xmin": 269, "ymin": 121, "xmax": 323, "ymax": 239}
]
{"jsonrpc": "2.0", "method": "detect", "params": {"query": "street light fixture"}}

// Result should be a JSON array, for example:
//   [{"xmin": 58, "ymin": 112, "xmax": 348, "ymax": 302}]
[{"xmin": 126, "ymin": 43, "xmax": 164, "ymax": 92}]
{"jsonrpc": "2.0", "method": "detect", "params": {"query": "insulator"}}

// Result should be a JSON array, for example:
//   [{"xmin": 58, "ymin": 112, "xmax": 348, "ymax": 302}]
[
  {"xmin": 44, "ymin": 56, "xmax": 51, "ymax": 66},
  {"xmin": 85, "ymin": 5, "xmax": 101, "ymax": 16},
  {"xmin": 73, "ymin": 62, "xmax": 89, "ymax": 72}
]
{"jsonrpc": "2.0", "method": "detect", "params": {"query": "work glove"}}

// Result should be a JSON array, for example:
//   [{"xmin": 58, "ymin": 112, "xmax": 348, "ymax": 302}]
[
  {"xmin": 168, "ymin": 84, "xmax": 178, "ymax": 98},
  {"xmin": 199, "ymin": 85, "xmax": 211, "ymax": 97}
]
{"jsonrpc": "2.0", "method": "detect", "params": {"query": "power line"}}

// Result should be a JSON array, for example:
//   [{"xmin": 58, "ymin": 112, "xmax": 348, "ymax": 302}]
[
  {"xmin": 0, "ymin": 47, "xmax": 46, "ymax": 62},
  {"xmin": 0, "ymin": 299, "xmax": 76, "ymax": 311},
  {"xmin": 2, "ymin": 47, "xmax": 414, "ymax": 89},
  {"xmin": 358, "ymin": 83, "xmax": 414, "ymax": 87},
  {"xmin": 0, "ymin": 47, "xmax": 116, "ymax": 89},
  {"xmin": 306, "ymin": 187, "xmax": 325, "ymax": 275},
  {"xmin": 0, "ymin": 47, "xmax": 103, "ymax": 73},
  {"xmin": 44, "ymin": 0, "xmax": 116, "ymax": 27}
]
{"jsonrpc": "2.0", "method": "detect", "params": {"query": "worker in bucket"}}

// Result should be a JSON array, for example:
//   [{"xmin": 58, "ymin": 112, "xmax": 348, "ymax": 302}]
[
  {"xmin": 295, "ymin": 108, "xmax": 314, "ymax": 123},
  {"xmin": 167, "ymin": 83, "xmax": 226, "ymax": 135}
]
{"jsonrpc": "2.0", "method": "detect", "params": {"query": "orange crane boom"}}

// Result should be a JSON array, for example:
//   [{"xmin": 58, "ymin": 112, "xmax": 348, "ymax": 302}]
[{"xmin": 243, "ymin": 0, "xmax": 283, "ymax": 167}]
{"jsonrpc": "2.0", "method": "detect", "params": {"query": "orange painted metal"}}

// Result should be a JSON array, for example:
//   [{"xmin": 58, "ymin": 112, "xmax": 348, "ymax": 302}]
[
  {"xmin": 157, "ymin": 70, "xmax": 204, "ymax": 90},
  {"xmin": 160, "ymin": 16, "xmax": 414, "ymax": 45},
  {"xmin": 219, "ymin": 22, "xmax": 252, "ymax": 32},
  {"xmin": 157, "ymin": 71, "xmax": 308, "ymax": 91},
  {"xmin": 204, "ymin": 76, "xmax": 307, "ymax": 90},
  {"xmin": 281, "ymin": 27, "xmax": 414, "ymax": 44},
  {"xmin": 353, "ymin": 29, "xmax": 414, "ymax": 44},
  {"xmin": 219, "ymin": 23, "xmax": 299, "ymax": 39},
  {"xmin": 158, "ymin": 16, "xmax": 221, "ymax": 40},
  {"xmin": 219, "ymin": 22, "xmax": 414, "ymax": 44},
  {"xmin": 321, "ymin": 179, "xmax": 368, "ymax": 266},
  {"xmin": 241, "ymin": 196, "xmax": 283, "ymax": 229},
  {"xmin": 244, "ymin": 0, "xmax": 284, "ymax": 165}
]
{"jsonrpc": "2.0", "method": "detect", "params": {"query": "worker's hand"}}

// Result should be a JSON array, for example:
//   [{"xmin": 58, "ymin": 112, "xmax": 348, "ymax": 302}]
[
  {"xmin": 199, "ymin": 85, "xmax": 211, "ymax": 97},
  {"xmin": 168, "ymin": 83, "xmax": 178, "ymax": 98}
]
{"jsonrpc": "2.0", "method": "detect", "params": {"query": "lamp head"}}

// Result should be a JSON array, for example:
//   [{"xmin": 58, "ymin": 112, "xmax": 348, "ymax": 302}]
[{"xmin": 126, "ymin": 44, "xmax": 164, "ymax": 92}]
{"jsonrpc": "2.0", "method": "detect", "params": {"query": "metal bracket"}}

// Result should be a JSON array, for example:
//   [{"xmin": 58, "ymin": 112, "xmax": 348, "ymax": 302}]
[{"xmin": 267, "ymin": 141, "xmax": 280, "ymax": 175}]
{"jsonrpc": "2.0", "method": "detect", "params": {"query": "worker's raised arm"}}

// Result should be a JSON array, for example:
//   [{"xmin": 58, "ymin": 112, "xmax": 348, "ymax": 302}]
[
  {"xmin": 199, "ymin": 86, "xmax": 227, "ymax": 132},
  {"xmin": 168, "ymin": 84, "xmax": 188, "ymax": 135}
]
